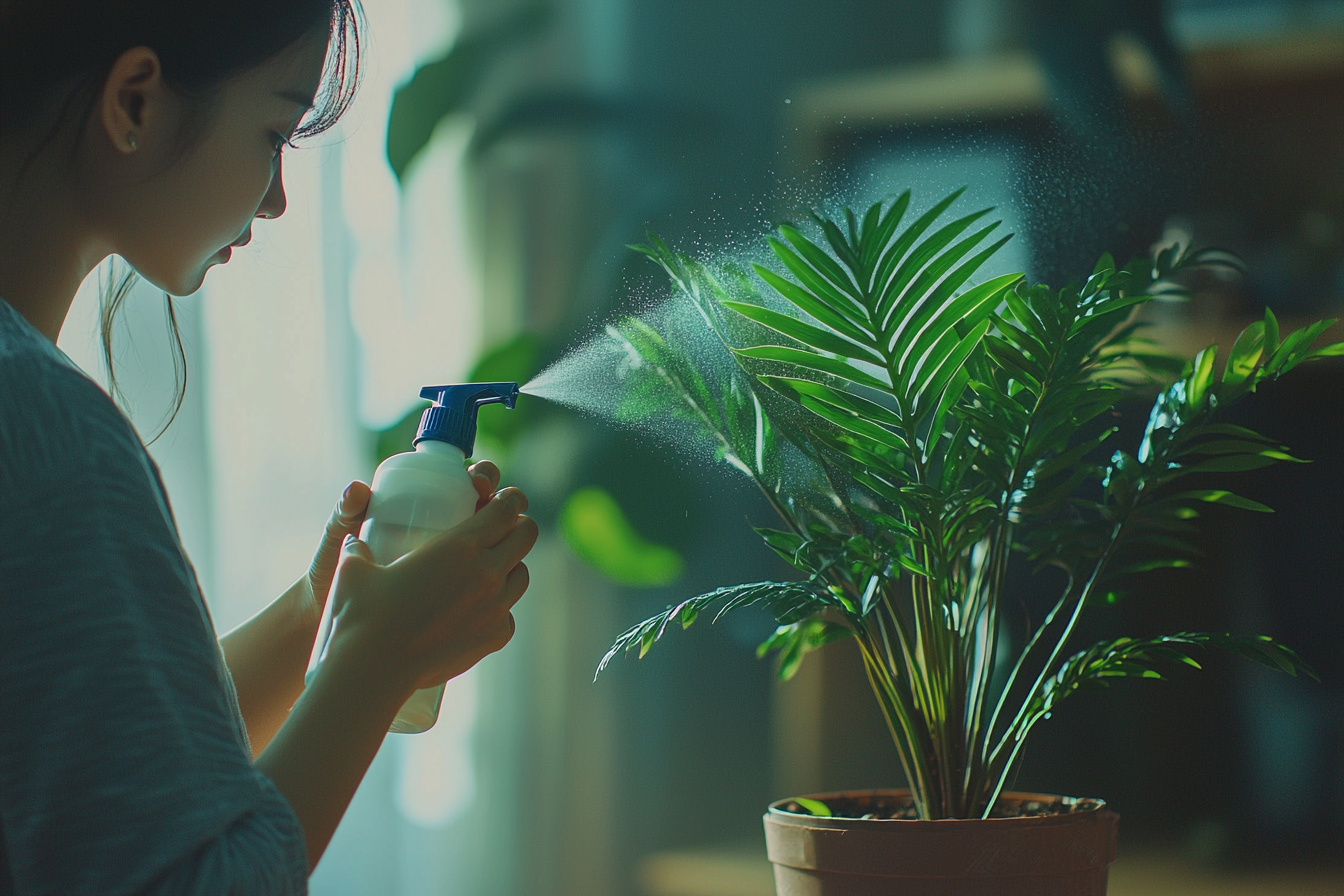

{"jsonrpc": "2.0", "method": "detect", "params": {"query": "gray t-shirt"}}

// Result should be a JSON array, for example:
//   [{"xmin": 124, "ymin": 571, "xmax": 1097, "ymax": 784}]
[{"xmin": 0, "ymin": 299, "xmax": 308, "ymax": 895}]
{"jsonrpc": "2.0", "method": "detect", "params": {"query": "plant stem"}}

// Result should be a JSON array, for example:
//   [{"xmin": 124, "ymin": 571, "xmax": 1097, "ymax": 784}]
[{"xmin": 987, "ymin": 532, "xmax": 1117, "ymax": 791}]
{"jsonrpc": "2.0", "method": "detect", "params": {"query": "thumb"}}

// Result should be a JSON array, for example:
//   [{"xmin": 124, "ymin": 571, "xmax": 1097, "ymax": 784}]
[{"xmin": 309, "ymin": 481, "xmax": 371, "ymax": 601}]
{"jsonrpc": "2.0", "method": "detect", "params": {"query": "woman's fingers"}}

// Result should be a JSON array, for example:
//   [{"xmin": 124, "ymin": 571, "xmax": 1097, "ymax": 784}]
[
  {"xmin": 500, "ymin": 562, "xmax": 530, "ymax": 609},
  {"xmin": 308, "ymin": 481, "xmax": 372, "ymax": 604},
  {"xmin": 490, "ymin": 515, "xmax": 539, "ymax": 570},
  {"xmin": 468, "ymin": 460, "xmax": 501, "ymax": 510},
  {"xmin": 329, "ymin": 483, "xmax": 534, "ymax": 688},
  {"xmin": 491, "ymin": 613, "xmax": 517, "ymax": 652},
  {"xmin": 467, "ymin": 487, "xmax": 530, "ymax": 548}
]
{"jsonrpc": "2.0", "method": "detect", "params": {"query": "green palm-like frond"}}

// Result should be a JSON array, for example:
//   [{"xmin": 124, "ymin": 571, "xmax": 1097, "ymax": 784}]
[
  {"xmin": 593, "ymin": 188, "xmax": 1342, "ymax": 821},
  {"xmin": 729, "ymin": 192, "xmax": 1020, "ymax": 474},
  {"xmin": 594, "ymin": 580, "xmax": 843, "ymax": 680}
]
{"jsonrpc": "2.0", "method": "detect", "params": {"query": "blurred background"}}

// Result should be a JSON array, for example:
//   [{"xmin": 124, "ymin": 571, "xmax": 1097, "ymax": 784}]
[{"xmin": 57, "ymin": 0, "xmax": 1344, "ymax": 893}]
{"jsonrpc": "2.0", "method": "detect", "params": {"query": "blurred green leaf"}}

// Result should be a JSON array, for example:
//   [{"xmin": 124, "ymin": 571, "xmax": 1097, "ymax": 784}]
[
  {"xmin": 561, "ymin": 486, "xmax": 684, "ymax": 587},
  {"xmin": 469, "ymin": 332, "xmax": 542, "ymax": 450},
  {"xmin": 374, "ymin": 402, "xmax": 429, "ymax": 464},
  {"xmin": 386, "ymin": 6, "xmax": 548, "ymax": 181}
]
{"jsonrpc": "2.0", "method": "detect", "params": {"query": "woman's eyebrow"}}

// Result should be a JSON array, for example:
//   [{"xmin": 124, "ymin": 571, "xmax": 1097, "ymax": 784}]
[{"xmin": 274, "ymin": 89, "xmax": 316, "ymax": 110}]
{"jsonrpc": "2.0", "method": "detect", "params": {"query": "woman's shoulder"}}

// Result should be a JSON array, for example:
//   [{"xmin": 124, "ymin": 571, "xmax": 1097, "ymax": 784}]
[{"xmin": 0, "ymin": 299, "xmax": 142, "ymax": 484}]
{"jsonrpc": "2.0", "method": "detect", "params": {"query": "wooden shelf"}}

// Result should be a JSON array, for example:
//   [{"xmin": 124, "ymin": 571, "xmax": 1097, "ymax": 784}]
[{"xmin": 788, "ymin": 29, "xmax": 1344, "ymax": 132}]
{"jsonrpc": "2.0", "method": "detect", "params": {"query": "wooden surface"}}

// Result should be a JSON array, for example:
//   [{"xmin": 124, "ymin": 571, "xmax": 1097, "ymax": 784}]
[{"xmin": 639, "ymin": 848, "xmax": 1344, "ymax": 896}]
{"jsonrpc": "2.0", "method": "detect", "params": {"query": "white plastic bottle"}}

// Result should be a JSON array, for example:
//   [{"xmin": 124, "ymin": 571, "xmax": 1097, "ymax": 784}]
[{"xmin": 307, "ymin": 382, "xmax": 519, "ymax": 733}]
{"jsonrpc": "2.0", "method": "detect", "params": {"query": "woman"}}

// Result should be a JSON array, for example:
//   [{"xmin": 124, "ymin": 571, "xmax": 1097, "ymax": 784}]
[{"xmin": 0, "ymin": 2, "xmax": 537, "ymax": 892}]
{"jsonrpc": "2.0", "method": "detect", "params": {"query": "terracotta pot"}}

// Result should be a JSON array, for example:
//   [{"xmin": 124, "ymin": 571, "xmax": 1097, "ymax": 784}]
[{"xmin": 763, "ymin": 789, "xmax": 1119, "ymax": 896}]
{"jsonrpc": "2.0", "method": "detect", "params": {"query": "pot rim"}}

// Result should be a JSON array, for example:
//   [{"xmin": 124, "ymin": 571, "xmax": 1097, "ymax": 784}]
[{"xmin": 767, "ymin": 788, "xmax": 1110, "ymax": 829}]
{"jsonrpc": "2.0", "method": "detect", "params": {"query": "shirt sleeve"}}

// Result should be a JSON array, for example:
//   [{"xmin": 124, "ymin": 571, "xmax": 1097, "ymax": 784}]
[{"xmin": 0, "ymin": 364, "xmax": 308, "ymax": 896}]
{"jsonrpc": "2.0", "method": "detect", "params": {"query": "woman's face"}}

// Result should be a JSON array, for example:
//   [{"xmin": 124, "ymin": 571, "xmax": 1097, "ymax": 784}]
[{"xmin": 85, "ymin": 27, "xmax": 330, "ymax": 296}]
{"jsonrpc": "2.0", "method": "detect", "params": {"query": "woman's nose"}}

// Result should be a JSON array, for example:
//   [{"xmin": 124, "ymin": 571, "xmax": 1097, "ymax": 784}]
[{"xmin": 257, "ymin": 158, "xmax": 288, "ymax": 220}]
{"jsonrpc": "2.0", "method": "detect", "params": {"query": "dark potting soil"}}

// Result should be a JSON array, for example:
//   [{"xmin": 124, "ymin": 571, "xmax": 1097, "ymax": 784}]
[{"xmin": 778, "ymin": 793, "xmax": 1105, "ymax": 821}]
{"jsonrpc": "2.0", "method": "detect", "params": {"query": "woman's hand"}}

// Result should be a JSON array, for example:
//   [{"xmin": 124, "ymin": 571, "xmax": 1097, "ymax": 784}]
[
  {"xmin": 326, "ymin": 485, "xmax": 537, "ymax": 696},
  {"xmin": 301, "ymin": 459, "xmax": 495, "ymax": 624},
  {"xmin": 302, "ymin": 480, "xmax": 373, "ymax": 623},
  {"xmin": 468, "ymin": 459, "xmax": 501, "ymax": 511},
  {"xmin": 257, "ymin": 475, "xmax": 536, "ymax": 869}
]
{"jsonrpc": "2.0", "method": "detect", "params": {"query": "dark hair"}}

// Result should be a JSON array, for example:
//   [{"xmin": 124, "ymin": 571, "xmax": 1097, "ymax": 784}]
[{"xmin": 0, "ymin": 0, "xmax": 363, "ymax": 439}]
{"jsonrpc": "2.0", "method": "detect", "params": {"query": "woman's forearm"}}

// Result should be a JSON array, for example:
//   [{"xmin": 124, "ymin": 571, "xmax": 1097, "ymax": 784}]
[
  {"xmin": 219, "ymin": 580, "xmax": 320, "ymax": 756},
  {"xmin": 255, "ymin": 636, "xmax": 410, "ymax": 871},
  {"xmin": 221, "ymin": 482, "xmax": 372, "ymax": 755},
  {"xmin": 256, "ymin": 484, "xmax": 533, "ymax": 870}
]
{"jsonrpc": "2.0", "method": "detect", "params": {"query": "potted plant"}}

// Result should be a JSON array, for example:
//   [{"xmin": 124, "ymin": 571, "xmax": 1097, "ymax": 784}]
[{"xmin": 588, "ymin": 189, "xmax": 1341, "ymax": 894}]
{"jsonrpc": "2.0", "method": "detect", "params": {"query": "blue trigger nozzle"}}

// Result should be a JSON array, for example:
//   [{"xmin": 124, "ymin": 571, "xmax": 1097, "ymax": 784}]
[{"xmin": 414, "ymin": 382, "xmax": 520, "ymax": 456}]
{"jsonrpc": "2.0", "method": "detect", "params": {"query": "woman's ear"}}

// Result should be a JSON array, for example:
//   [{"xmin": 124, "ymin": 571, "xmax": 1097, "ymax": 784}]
[{"xmin": 99, "ymin": 46, "xmax": 165, "ymax": 155}]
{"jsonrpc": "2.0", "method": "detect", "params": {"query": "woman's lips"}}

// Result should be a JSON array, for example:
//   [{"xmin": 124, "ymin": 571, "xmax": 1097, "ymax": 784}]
[{"xmin": 216, "ymin": 230, "xmax": 250, "ymax": 261}]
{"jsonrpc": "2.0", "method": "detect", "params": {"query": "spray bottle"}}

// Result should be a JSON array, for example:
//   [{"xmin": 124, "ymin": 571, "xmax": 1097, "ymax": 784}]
[{"xmin": 307, "ymin": 382, "xmax": 520, "ymax": 733}]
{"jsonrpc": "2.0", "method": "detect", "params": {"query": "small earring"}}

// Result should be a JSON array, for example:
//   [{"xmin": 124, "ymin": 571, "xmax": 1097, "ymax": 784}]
[{"xmin": 127, "ymin": 132, "xmax": 138, "ymax": 151}]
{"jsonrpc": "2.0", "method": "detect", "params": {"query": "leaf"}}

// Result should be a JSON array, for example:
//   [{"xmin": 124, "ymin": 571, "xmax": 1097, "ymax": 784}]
[
  {"xmin": 878, "ymin": 209, "xmax": 997, "ymax": 331},
  {"xmin": 386, "ymin": 6, "xmax": 548, "ymax": 180},
  {"xmin": 1263, "ymin": 307, "xmax": 1280, "ymax": 358},
  {"xmin": 860, "ymin": 574, "xmax": 882, "ymax": 615},
  {"xmin": 1196, "ymin": 423, "xmax": 1279, "ymax": 444},
  {"xmin": 758, "ymin": 618, "xmax": 851, "ymax": 680},
  {"xmin": 1181, "ymin": 453, "xmax": 1285, "ymax": 474},
  {"xmin": 735, "ymin": 345, "xmax": 891, "ymax": 391},
  {"xmin": 756, "ymin": 527, "xmax": 807, "ymax": 566},
  {"xmin": 815, "ymin": 213, "xmax": 861, "ymax": 273},
  {"xmin": 898, "ymin": 270, "xmax": 1022, "ymax": 385},
  {"xmin": 763, "ymin": 377, "xmax": 907, "ymax": 433},
  {"xmin": 792, "ymin": 393, "xmax": 912, "ymax": 455},
  {"xmin": 560, "ymin": 487, "xmax": 684, "ymax": 586},
  {"xmin": 595, "ymin": 580, "xmax": 828, "ymax": 678},
  {"xmin": 781, "ymin": 223, "xmax": 862, "ymax": 303},
  {"xmin": 887, "ymin": 226, "xmax": 1007, "ymax": 349},
  {"xmin": 1001, "ymin": 284, "xmax": 1051, "ymax": 347},
  {"xmin": 1177, "ymin": 489, "xmax": 1274, "ymax": 513},
  {"xmin": 753, "ymin": 263, "xmax": 874, "ymax": 345},
  {"xmin": 1187, "ymin": 346, "xmax": 1217, "ymax": 408},
  {"xmin": 791, "ymin": 798, "xmax": 833, "ymax": 817},
  {"xmin": 768, "ymin": 235, "xmax": 862, "ymax": 314},
  {"xmin": 1312, "ymin": 341, "xmax": 1344, "ymax": 358},
  {"xmin": 912, "ymin": 319, "xmax": 991, "ymax": 423},
  {"xmin": 1119, "ymin": 558, "xmax": 1192, "ymax": 574},
  {"xmin": 928, "ymin": 367, "xmax": 970, "ymax": 464},
  {"xmin": 1266, "ymin": 320, "xmax": 1338, "ymax": 377},
  {"xmin": 722, "ymin": 301, "xmax": 885, "ymax": 365},
  {"xmin": 1005, "ymin": 628, "xmax": 1314, "ymax": 765},
  {"xmin": 1068, "ymin": 295, "xmax": 1150, "ymax": 337},
  {"xmin": 1221, "ymin": 321, "xmax": 1265, "ymax": 390},
  {"xmin": 869, "ymin": 188, "xmax": 965, "ymax": 302}
]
